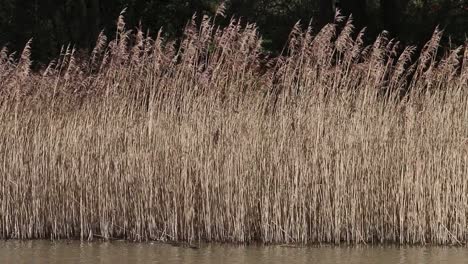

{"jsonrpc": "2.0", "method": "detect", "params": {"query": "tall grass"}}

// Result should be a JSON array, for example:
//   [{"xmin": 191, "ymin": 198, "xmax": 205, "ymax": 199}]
[{"xmin": 0, "ymin": 9, "xmax": 467, "ymax": 244}]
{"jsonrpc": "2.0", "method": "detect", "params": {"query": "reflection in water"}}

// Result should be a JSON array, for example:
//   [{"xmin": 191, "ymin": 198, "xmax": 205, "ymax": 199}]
[{"xmin": 0, "ymin": 241, "xmax": 466, "ymax": 264}]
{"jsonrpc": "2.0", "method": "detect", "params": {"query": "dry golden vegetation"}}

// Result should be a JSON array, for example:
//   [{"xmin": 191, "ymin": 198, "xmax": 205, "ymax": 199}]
[{"xmin": 1, "ymin": 8, "xmax": 468, "ymax": 244}]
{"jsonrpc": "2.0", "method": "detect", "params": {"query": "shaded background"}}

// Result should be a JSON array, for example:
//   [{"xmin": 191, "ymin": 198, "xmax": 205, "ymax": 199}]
[{"xmin": 0, "ymin": 0, "xmax": 467, "ymax": 64}]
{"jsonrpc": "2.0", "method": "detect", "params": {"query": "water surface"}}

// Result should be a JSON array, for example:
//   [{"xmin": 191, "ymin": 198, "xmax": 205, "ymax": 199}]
[{"xmin": 0, "ymin": 241, "xmax": 467, "ymax": 264}]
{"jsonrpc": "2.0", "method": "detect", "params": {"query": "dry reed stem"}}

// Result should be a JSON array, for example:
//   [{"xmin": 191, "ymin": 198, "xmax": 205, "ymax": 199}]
[{"xmin": 0, "ymin": 11, "xmax": 467, "ymax": 245}]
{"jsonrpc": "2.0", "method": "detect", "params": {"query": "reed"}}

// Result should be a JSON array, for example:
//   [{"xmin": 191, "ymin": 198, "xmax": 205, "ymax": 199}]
[{"xmin": 0, "ymin": 9, "xmax": 467, "ymax": 245}]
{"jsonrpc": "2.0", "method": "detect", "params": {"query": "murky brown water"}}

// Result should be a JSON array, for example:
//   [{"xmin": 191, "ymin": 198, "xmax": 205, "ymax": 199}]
[{"xmin": 0, "ymin": 241, "xmax": 467, "ymax": 264}]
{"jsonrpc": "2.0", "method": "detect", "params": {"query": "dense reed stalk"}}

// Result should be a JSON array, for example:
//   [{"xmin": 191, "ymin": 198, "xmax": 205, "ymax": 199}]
[{"xmin": 0, "ymin": 9, "xmax": 468, "ymax": 244}]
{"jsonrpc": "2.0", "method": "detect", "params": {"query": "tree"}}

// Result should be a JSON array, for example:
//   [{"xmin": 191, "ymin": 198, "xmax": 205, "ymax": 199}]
[
  {"xmin": 336, "ymin": 0, "xmax": 368, "ymax": 28},
  {"xmin": 318, "ymin": 0, "xmax": 334, "ymax": 27},
  {"xmin": 1, "ymin": 0, "xmax": 467, "ymax": 64},
  {"xmin": 381, "ymin": 0, "xmax": 411, "ymax": 36}
]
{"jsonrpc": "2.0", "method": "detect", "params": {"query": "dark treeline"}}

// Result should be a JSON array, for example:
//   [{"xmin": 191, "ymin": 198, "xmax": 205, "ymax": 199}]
[{"xmin": 0, "ymin": 0, "xmax": 467, "ymax": 64}]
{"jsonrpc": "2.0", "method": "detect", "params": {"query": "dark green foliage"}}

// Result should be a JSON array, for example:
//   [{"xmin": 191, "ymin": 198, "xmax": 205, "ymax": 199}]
[
  {"xmin": 0, "ymin": 0, "xmax": 466, "ymax": 64},
  {"xmin": 0, "ymin": 0, "xmax": 218, "ymax": 63}
]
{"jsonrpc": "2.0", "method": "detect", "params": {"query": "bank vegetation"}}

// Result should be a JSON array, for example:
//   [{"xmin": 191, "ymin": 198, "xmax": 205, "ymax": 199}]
[{"xmin": 1, "ymin": 9, "xmax": 467, "ymax": 244}]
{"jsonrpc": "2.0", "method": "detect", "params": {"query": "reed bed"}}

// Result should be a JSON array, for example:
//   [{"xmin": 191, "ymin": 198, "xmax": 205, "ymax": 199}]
[{"xmin": 0, "ymin": 9, "xmax": 468, "ymax": 244}]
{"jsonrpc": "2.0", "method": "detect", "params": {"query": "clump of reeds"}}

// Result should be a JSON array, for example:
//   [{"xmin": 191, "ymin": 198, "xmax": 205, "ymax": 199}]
[{"xmin": 0, "ymin": 8, "xmax": 467, "ymax": 245}]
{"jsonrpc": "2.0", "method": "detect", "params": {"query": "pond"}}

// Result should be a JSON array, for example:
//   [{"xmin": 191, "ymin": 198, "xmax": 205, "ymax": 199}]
[{"xmin": 0, "ymin": 241, "xmax": 466, "ymax": 264}]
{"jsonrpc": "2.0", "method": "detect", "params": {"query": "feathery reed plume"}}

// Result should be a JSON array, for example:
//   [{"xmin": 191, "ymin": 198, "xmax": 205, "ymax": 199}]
[
  {"xmin": 16, "ymin": 39, "xmax": 33, "ymax": 81},
  {"xmin": 392, "ymin": 46, "xmax": 416, "ymax": 84},
  {"xmin": 131, "ymin": 24, "xmax": 145, "ymax": 65},
  {"xmin": 412, "ymin": 27, "xmax": 443, "ymax": 91},
  {"xmin": 334, "ymin": 8, "xmax": 345, "ymax": 23},
  {"xmin": 461, "ymin": 43, "xmax": 468, "ymax": 82},
  {"xmin": 117, "ymin": 8, "xmax": 127, "ymax": 35},
  {"xmin": 350, "ymin": 27, "xmax": 366, "ymax": 61},
  {"xmin": 90, "ymin": 30, "xmax": 108, "ymax": 71},
  {"xmin": 64, "ymin": 47, "xmax": 76, "ymax": 81},
  {"xmin": 0, "ymin": 47, "xmax": 7, "ymax": 63},
  {"xmin": 336, "ymin": 16, "xmax": 354, "ymax": 54},
  {"xmin": 420, "ymin": 27, "xmax": 443, "ymax": 65},
  {"xmin": 215, "ymin": 1, "xmax": 227, "ymax": 18},
  {"xmin": 439, "ymin": 45, "xmax": 462, "ymax": 83},
  {"xmin": 43, "ymin": 60, "xmax": 56, "ymax": 77}
]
